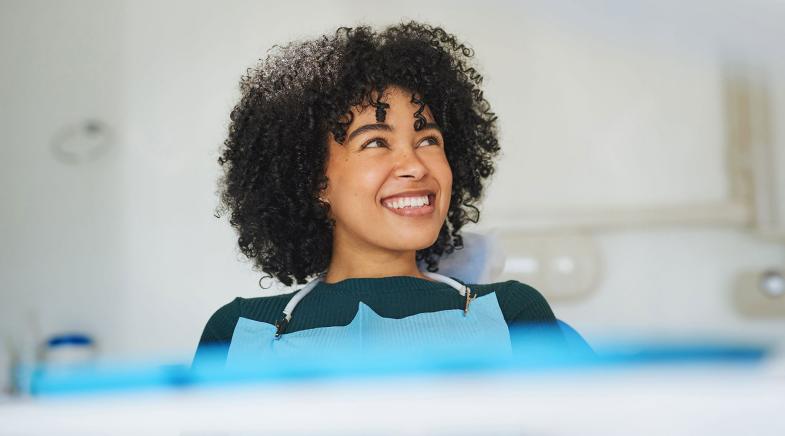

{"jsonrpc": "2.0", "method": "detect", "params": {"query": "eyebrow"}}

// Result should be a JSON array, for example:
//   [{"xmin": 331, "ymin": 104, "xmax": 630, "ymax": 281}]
[{"xmin": 345, "ymin": 122, "xmax": 442, "ymax": 143}]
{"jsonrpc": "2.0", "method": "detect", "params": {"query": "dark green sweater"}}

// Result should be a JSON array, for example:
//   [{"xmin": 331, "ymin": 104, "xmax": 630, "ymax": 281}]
[{"xmin": 194, "ymin": 276, "xmax": 562, "ymax": 365}]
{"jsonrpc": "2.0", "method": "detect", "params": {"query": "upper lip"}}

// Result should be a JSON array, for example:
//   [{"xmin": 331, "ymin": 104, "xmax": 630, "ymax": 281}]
[{"xmin": 380, "ymin": 189, "xmax": 435, "ymax": 202}]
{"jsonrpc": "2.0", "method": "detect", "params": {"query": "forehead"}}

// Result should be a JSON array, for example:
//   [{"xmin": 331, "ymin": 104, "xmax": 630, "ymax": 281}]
[{"xmin": 349, "ymin": 86, "xmax": 435, "ymax": 121}]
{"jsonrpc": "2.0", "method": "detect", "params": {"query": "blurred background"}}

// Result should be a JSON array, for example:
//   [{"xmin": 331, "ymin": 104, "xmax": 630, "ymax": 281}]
[{"xmin": 2, "ymin": 0, "xmax": 785, "ymax": 394}]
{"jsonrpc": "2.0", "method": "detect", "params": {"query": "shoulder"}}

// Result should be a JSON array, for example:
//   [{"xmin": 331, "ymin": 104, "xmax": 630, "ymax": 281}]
[
  {"xmin": 199, "ymin": 293, "xmax": 296, "ymax": 340},
  {"xmin": 235, "ymin": 292, "xmax": 296, "ymax": 324},
  {"xmin": 197, "ymin": 297, "xmax": 241, "ymax": 344},
  {"xmin": 470, "ymin": 280, "xmax": 557, "ymax": 324},
  {"xmin": 193, "ymin": 293, "xmax": 297, "ymax": 368}
]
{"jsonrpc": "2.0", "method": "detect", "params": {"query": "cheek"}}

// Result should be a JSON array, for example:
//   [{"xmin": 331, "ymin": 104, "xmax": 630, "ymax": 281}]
[
  {"xmin": 442, "ymin": 171, "xmax": 453, "ymax": 212},
  {"xmin": 326, "ymin": 157, "xmax": 389, "ymax": 209},
  {"xmin": 433, "ymin": 157, "xmax": 453, "ymax": 200},
  {"xmin": 341, "ymin": 162, "xmax": 388, "ymax": 208},
  {"xmin": 357, "ymin": 166, "xmax": 388, "ymax": 198}
]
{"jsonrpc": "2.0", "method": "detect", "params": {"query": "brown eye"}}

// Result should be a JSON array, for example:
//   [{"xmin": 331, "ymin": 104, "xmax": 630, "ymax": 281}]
[
  {"xmin": 361, "ymin": 138, "xmax": 388, "ymax": 149},
  {"xmin": 418, "ymin": 136, "xmax": 441, "ymax": 147}
]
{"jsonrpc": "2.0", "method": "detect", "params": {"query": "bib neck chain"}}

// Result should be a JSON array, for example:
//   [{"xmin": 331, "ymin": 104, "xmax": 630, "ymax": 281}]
[{"xmin": 273, "ymin": 271, "xmax": 476, "ymax": 339}]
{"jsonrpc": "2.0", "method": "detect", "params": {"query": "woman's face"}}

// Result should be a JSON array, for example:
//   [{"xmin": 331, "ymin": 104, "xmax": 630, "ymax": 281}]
[{"xmin": 323, "ymin": 86, "xmax": 452, "ymax": 255}]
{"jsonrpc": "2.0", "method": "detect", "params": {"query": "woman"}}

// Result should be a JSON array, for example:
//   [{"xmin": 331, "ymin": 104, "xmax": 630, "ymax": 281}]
[{"xmin": 194, "ymin": 22, "xmax": 569, "ymax": 367}]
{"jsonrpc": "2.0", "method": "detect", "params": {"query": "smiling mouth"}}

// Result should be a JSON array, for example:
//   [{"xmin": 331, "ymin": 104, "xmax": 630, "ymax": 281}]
[{"xmin": 380, "ymin": 193, "xmax": 436, "ymax": 217}]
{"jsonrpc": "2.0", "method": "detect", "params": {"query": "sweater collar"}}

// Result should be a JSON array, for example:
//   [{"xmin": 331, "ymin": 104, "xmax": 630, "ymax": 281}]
[{"xmin": 314, "ymin": 275, "xmax": 463, "ymax": 294}]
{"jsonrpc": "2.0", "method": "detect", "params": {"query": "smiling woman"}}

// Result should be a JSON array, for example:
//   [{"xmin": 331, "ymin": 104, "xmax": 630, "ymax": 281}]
[
  {"xmin": 322, "ymin": 86, "xmax": 453, "ymax": 283},
  {"xmin": 194, "ymin": 22, "xmax": 574, "ymax": 367}
]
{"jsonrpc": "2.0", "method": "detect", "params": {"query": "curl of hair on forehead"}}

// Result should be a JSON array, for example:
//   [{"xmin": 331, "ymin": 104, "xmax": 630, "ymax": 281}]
[
  {"xmin": 410, "ymin": 93, "xmax": 428, "ymax": 131},
  {"xmin": 331, "ymin": 111, "xmax": 353, "ymax": 144},
  {"xmin": 368, "ymin": 86, "xmax": 390, "ymax": 123}
]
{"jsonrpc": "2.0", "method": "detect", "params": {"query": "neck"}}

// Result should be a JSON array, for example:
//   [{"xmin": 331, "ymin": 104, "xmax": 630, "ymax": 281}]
[{"xmin": 324, "ymin": 230, "xmax": 430, "ymax": 284}]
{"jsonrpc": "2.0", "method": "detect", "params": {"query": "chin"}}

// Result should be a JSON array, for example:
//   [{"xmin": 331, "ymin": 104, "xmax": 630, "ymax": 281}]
[{"xmin": 386, "ymin": 230, "xmax": 441, "ymax": 251}]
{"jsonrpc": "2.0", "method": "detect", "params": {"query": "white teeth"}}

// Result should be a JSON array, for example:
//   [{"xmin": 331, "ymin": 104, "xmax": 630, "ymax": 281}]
[{"xmin": 383, "ymin": 195, "xmax": 431, "ymax": 209}]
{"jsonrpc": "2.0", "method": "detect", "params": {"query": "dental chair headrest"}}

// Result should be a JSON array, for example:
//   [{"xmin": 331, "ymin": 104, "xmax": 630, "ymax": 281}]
[{"xmin": 418, "ymin": 231, "xmax": 506, "ymax": 284}]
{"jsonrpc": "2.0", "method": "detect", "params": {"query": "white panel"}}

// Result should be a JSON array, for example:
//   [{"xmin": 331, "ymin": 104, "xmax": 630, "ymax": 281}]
[{"xmin": 481, "ymin": 19, "xmax": 727, "ymax": 217}]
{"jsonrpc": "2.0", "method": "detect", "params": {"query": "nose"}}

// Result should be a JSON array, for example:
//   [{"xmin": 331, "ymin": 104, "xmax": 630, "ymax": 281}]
[{"xmin": 393, "ymin": 148, "xmax": 428, "ymax": 180}]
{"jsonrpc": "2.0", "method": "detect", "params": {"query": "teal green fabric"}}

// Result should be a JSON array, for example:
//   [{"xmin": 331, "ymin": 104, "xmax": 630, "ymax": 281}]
[{"xmin": 194, "ymin": 276, "xmax": 562, "ymax": 367}]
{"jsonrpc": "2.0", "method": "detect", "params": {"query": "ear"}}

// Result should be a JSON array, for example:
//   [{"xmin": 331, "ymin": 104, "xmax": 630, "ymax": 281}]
[
  {"xmin": 318, "ymin": 188, "xmax": 330, "ymax": 205},
  {"xmin": 318, "ymin": 192, "xmax": 332, "ymax": 220}
]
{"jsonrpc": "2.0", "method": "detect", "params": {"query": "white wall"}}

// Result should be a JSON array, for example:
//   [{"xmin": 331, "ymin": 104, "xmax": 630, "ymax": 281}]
[
  {"xmin": 1, "ymin": 0, "xmax": 784, "ymax": 362},
  {"xmin": 1, "ymin": 0, "xmax": 129, "ymax": 357}
]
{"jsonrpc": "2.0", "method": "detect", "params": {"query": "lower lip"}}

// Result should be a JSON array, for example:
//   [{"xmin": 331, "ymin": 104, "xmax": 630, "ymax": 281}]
[{"xmin": 381, "ymin": 196, "xmax": 435, "ymax": 217}]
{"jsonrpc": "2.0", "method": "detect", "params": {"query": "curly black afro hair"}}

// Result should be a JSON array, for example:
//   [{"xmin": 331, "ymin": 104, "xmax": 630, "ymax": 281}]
[{"xmin": 217, "ymin": 21, "xmax": 500, "ymax": 287}]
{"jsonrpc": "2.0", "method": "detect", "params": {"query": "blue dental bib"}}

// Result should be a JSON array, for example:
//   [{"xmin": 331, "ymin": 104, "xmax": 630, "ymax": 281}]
[{"xmin": 225, "ymin": 292, "xmax": 512, "ymax": 367}]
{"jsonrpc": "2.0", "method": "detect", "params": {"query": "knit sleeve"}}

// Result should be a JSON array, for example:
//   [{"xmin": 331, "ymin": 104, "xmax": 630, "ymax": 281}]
[
  {"xmin": 493, "ymin": 280, "xmax": 558, "ymax": 324},
  {"xmin": 192, "ymin": 298, "xmax": 242, "ymax": 368},
  {"xmin": 496, "ymin": 280, "xmax": 594, "ymax": 352}
]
